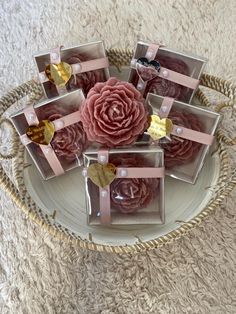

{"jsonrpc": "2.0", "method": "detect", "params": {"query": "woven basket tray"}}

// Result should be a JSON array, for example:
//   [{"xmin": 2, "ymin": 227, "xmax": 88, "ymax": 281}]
[{"xmin": 0, "ymin": 49, "xmax": 236, "ymax": 254}]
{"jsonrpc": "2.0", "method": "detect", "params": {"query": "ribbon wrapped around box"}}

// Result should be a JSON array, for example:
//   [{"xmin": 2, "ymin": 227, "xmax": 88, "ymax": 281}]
[
  {"xmin": 20, "ymin": 106, "xmax": 80, "ymax": 176},
  {"xmin": 83, "ymin": 148, "xmax": 165, "ymax": 225},
  {"xmin": 11, "ymin": 89, "xmax": 87, "ymax": 180},
  {"xmin": 34, "ymin": 41, "xmax": 110, "ymax": 98},
  {"xmin": 148, "ymin": 97, "xmax": 214, "ymax": 145},
  {"xmin": 146, "ymin": 94, "xmax": 221, "ymax": 183},
  {"xmin": 129, "ymin": 41, "xmax": 207, "ymax": 102}
]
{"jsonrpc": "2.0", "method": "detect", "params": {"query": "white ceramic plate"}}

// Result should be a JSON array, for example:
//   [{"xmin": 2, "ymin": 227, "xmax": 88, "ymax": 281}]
[
  {"xmin": 23, "ymin": 67, "xmax": 220, "ymax": 246},
  {"xmin": 24, "ymin": 150, "xmax": 220, "ymax": 246}
]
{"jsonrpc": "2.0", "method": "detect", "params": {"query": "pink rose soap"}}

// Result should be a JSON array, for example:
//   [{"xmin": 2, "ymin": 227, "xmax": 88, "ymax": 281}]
[
  {"xmin": 110, "ymin": 155, "xmax": 159, "ymax": 214},
  {"xmin": 145, "ymin": 56, "xmax": 189, "ymax": 100},
  {"xmin": 132, "ymin": 56, "xmax": 189, "ymax": 100},
  {"xmin": 66, "ymin": 54, "xmax": 106, "ymax": 96},
  {"xmin": 83, "ymin": 147, "xmax": 165, "ymax": 225},
  {"xmin": 11, "ymin": 90, "xmax": 88, "ymax": 180},
  {"xmin": 80, "ymin": 77, "xmax": 148, "ymax": 147},
  {"xmin": 160, "ymin": 111, "xmax": 203, "ymax": 168},
  {"xmin": 35, "ymin": 104, "xmax": 88, "ymax": 161},
  {"xmin": 47, "ymin": 112, "xmax": 88, "ymax": 161}
]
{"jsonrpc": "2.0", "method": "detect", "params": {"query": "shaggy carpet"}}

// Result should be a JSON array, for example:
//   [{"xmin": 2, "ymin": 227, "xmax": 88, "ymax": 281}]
[{"xmin": 0, "ymin": 0, "xmax": 236, "ymax": 313}]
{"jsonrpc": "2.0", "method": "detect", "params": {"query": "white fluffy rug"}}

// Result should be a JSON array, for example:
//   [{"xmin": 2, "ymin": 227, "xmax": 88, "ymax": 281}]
[{"xmin": 0, "ymin": 1, "xmax": 236, "ymax": 313}]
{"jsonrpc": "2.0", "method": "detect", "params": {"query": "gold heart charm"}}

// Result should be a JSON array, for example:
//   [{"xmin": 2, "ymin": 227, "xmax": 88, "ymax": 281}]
[
  {"xmin": 147, "ymin": 115, "xmax": 173, "ymax": 140},
  {"xmin": 87, "ymin": 163, "xmax": 117, "ymax": 188},
  {"xmin": 26, "ymin": 120, "xmax": 55, "ymax": 145},
  {"xmin": 45, "ymin": 62, "xmax": 72, "ymax": 87}
]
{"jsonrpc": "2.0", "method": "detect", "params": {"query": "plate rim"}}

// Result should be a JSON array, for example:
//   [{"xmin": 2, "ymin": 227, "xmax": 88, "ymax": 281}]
[
  {"xmin": 11, "ymin": 134, "xmax": 233, "ymax": 254},
  {"xmin": 2, "ymin": 69, "xmax": 235, "ymax": 253}
]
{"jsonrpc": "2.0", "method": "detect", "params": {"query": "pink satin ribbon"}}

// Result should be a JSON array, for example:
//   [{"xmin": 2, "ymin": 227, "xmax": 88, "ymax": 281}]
[
  {"xmin": 49, "ymin": 46, "xmax": 67, "ymax": 95},
  {"xmin": 158, "ymin": 97, "xmax": 214, "ymax": 145},
  {"xmin": 98, "ymin": 150, "xmax": 111, "ymax": 224},
  {"xmin": 53, "ymin": 111, "xmax": 81, "ymax": 130},
  {"xmin": 97, "ymin": 149, "xmax": 165, "ymax": 224},
  {"xmin": 20, "ymin": 105, "xmax": 81, "ymax": 177},
  {"xmin": 133, "ymin": 43, "xmax": 199, "ymax": 93},
  {"xmin": 158, "ymin": 67, "xmax": 199, "ymax": 90},
  {"xmin": 50, "ymin": 46, "xmax": 62, "ymax": 64},
  {"xmin": 71, "ymin": 57, "xmax": 109, "ymax": 74},
  {"xmin": 116, "ymin": 167, "xmax": 165, "ymax": 178}
]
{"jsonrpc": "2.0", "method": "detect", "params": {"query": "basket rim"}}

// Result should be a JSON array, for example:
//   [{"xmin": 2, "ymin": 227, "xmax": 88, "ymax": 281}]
[{"xmin": 0, "ymin": 53, "xmax": 236, "ymax": 253}]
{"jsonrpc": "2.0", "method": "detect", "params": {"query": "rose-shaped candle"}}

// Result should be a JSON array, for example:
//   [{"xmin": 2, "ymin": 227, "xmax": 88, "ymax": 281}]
[
  {"xmin": 37, "ymin": 105, "xmax": 88, "ymax": 161},
  {"xmin": 110, "ymin": 155, "xmax": 159, "ymax": 213},
  {"xmin": 134, "ymin": 56, "xmax": 189, "ymax": 100},
  {"xmin": 49, "ymin": 113, "xmax": 88, "ymax": 161},
  {"xmin": 65, "ymin": 54, "xmax": 105, "ymax": 95},
  {"xmin": 80, "ymin": 77, "xmax": 148, "ymax": 147},
  {"xmin": 160, "ymin": 110, "xmax": 203, "ymax": 168},
  {"xmin": 146, "ymin": 56, "xmax": 189, "ymax": 100}
]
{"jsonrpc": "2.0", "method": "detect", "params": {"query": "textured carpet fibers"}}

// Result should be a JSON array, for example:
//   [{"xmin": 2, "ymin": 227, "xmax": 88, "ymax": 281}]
[{"xmin": 0, "ymin": 1, "xmax": 236, "ymax": 313}]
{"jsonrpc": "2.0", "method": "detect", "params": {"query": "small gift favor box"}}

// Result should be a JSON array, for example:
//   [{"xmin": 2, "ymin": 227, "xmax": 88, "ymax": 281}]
[
  {"xmin": 146, "ymin": 94, "xmax": 221, "ymax": 184},
  {"xmin": 34, "ymin": 41, "xmax": 110, "ymax": 98},
  {"xmin": 11, "ymin": 90, "xmax": 88, "ymax": 180},
  {"xmin": 128, "ymin": 41, "xmax": 207, "ymax": 103},
  {"xmin": 83, "ymin": 147, "xmax": 165, "ymax": 225}
]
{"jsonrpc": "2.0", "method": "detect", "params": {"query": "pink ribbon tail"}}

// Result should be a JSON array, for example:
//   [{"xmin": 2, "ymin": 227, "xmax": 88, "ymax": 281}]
[
  {"xmin": 159, "ymin": 67, "xmax": 199, "ymax": 90},
  {"xmin": 99, "ymin": 186, "xmax": 111, "ymax": 225},
  {"xmin": 39, "ymin": 144, "xmax": 65, "ymax": 176},
  {"xmin": 171, "ymin": 125, "xmax": 214, "ymax": 145},
  {"xmin": 98, "ymin": 150, "xmax": 111, "ymax": 224}
]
